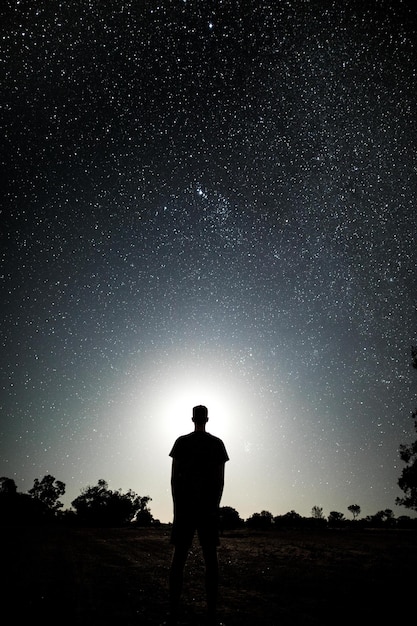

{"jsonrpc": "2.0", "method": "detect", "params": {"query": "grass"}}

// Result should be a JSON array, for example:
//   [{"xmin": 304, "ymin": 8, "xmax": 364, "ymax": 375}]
[{"xmin": 4, "ymin": 525, "xmax": 415, "ymax": 625}]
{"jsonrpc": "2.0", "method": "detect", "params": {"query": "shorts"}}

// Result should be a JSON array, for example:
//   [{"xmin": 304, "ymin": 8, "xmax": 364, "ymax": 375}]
[{"xmin": 171, "ymin": 507, "xmax": 220, "ymax": 548}]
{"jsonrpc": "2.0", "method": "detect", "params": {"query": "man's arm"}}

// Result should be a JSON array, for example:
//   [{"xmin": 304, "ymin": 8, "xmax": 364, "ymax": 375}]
[
  {"xmin": 171, "ymin": 458, "xmax": 181, "ymax": 502},
  {"xmin": 215, "ymin": 463, "xmax": 225, "ymax": 507}
]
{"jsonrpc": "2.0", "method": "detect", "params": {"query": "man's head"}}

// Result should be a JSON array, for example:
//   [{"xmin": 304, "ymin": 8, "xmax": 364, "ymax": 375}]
[{"xmin": 192, "ymin": 405, "xmax": 208, "ymax": 425}]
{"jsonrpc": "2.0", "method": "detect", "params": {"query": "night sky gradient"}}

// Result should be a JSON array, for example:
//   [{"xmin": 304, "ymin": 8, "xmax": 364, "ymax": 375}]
[{"xmin": 1, "ymin": 0, "xmax": 417, "ymax": 522}]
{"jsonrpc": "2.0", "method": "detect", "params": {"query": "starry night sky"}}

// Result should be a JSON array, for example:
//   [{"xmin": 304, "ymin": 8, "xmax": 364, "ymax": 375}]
[{"xmin": 1, "ymin": 0, "xmax": 417, "ymax": 522}]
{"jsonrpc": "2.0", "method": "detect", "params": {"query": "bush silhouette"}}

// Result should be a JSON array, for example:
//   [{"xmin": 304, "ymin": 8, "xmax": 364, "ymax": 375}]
[{"xmin": 71, "ymin": 479, "xmax": 152, "ymax": 526}]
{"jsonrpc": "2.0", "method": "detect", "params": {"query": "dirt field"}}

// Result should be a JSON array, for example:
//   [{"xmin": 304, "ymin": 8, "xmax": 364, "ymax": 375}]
[{"xmin": 4, "ymin": 525, "xmax": 415, "ymax": 625}]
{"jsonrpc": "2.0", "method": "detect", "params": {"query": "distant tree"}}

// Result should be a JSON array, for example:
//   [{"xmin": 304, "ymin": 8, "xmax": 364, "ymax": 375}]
[
  {"xmin": 28, "ymin": 475, "xmax": 65, "ymax": 514},
  {"xmin": 133, "ymin": 507, "xmax": 154, "ymax": 527},
  {"xmin": 380, "ymin": 509, "xmax": 395, "ymax": 525},
  {"xmin": 347, "ymin": 504, "xmax": 361, "ymax": 520},
  {"xmin": 0, "ymin": 477, "xmax": 19, "ymax": 524},
  {"xmin": 246, "ymin": 510, "xmax": 273, "ymax": 530},
  {"xmin": 366, "ymin": 509, "xmax": 395, "ymax": 527},
  {"xmin": 71, "ymin": 479, "xmax": 152, "ymax": 526},
  {"xmin": 396, "ymin": 347, "xmax": 417, "ymax": 512},
  {"xmin": 396, "ymin": 515, "xmax": 417, "ymax": 529},
  {"xmin": 219, "ymin": 506, "xmax": 243, "ymax": 530},
  {"xmin": 274, "ymin": 510, "xmax": 304, "ymax": 528},
  {"xmin": 312, "ymin": 505, "xmax": 324, "ymax": 519},
  {"xmin": 0, "ymin": 476, "xmax": 41, "ymax": 525},
  {"xmin": 0, "ymin": 477, "xmax": 18, "ymax": 495},
  {"xmin": 328, "ymin": 511, "xmax": 345, "ymax": 526}
]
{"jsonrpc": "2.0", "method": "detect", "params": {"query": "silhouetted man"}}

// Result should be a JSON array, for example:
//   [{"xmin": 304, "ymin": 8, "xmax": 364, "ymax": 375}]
[{"xmin": 165, "ymin": 405, "xmax": 229, "ymax": 625}]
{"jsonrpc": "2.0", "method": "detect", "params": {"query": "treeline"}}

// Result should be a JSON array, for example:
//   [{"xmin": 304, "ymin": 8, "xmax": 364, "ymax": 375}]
[
  {"xmin": 0, "ymin": 476, "xmax": 153, "ymax": 527},
  {"xmin": 236, "ymin": 507, "xmax": 417, "ymax": 530},
  {"xmin": 2, "ymin": 475, "xmax": 417, "ymax": 529}
]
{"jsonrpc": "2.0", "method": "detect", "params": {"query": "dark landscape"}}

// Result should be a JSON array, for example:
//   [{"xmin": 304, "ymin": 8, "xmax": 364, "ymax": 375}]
[{"xmin": 4, "ymin": 525, "xmax": 415, "ymax": 625}]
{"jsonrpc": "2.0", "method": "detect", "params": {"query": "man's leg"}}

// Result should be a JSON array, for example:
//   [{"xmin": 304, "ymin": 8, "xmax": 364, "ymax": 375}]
[
  {"xmin": 202, "ymin": 544, "xmax": 219, "ymax": 623},
  {"xmin": 168, "ymin": 544, "xmax": 189, "ymax": 622}
]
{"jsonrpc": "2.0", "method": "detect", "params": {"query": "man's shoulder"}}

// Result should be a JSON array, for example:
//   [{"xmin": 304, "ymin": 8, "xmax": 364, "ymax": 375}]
[
  {"xmin": 193, "ymin": 431, "xmax": 227, "ymax": 449},
  {"xmin": 204, "ymin": 432, "xmax": 226, "ymax": 445},
  {"xmin": 174, "ymin": 431, "xmax": 223, "ymax": 443},
  {"xmin": 199, "ymin": 432, "xmax": 229, "ymax": 461},
  {"xmin": 169, "ymin": 432, "xmax": 193, "ymax": 456},
  {"xmin": 170, "ymin": 431, "xmax": 228, "ymax": 459},
  {"xmin": 173, "ymin": 432, "xmax": 195, "ymax": 445}
]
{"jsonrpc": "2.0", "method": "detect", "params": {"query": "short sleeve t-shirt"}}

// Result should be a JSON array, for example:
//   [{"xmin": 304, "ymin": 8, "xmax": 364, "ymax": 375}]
[{"xmin": 170, "ymin": 431, "xmax": 229, "ymax": 509}]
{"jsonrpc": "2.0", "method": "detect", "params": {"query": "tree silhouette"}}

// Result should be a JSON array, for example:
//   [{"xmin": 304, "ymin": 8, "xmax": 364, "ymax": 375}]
[
  {"xmin": 311, "ymin": 505, "xmax": 324, "ymax": 519},
  {"xmin": 396, "ymin": 346, "xmax": 417, "ymax": 512},
  {"xmin": 273, "ymin": 510, "xmax": 304, "ymax": 528},
  {"xmin": 347, "ymin": 504, "xmax": 361, "ymax": 520},
  {"xmin": 0, "ymin": 476, "xmax": 47, "ymax": 524},
  {"xmin": 246, "ymin": 510, "xmax": 273, "ymax": 530},
  {"xmin": 28, "ymin": 475, "xmax": 65, "ymax": 513},
  {"xmin": 0, "ymin": 477, "xmax": 21, "ymax": 525},
  {"xmin": 0, "ymin": 477, "xmax": 18, "ymax": 495},
  {"xmin": 366, "ymin": 509, "xmax": 395, "ymax": 527},
  {"xmin": 219, "ymin": 506, "xmax": 243, "ymax": 530},
  {"xmin": 71, "ymin": 479, "xmax": 152, "ymax": 526},
  {"xmin": 328, "ymin": 511, "xmax": 345, "ymax": 526}
]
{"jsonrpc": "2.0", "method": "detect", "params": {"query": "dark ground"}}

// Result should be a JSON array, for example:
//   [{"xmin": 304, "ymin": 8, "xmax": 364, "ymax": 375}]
[{"xmin": 3, "ymin": 525, "xmax": 415, "ymax": 625}]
